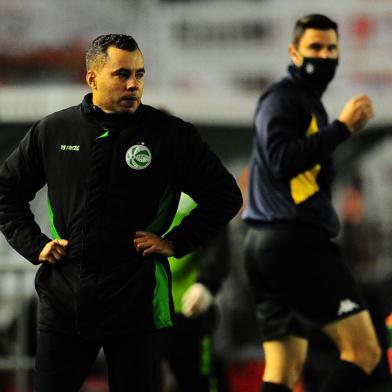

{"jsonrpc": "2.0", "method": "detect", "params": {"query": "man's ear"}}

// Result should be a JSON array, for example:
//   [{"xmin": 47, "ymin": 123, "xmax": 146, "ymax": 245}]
[
  {"xmin": 288, "ymin": 44, "xmax": 302, "ymax": 67},
  {"xmin": 86, "ymin": 70, "xmax": 97, "ymax": 89}
]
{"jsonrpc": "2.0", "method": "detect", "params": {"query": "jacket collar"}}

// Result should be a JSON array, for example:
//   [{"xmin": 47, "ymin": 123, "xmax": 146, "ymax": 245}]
[
  {"xmin": 81, "ymin": 93, "xmax": 144, "ymax": 132},
  {"xmin": 286, "ymin": 63, "xmax": 326, "ymax": 98}
]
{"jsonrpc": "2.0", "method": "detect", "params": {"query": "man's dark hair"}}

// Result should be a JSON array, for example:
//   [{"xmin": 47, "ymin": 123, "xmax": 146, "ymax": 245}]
[
  {"xmin": 86, "ymin": 34, "xmax": 140, "ymax": 70},
  {"xmin": 292, "ymin": 14, "xmax": 338, "ymax": 46}
]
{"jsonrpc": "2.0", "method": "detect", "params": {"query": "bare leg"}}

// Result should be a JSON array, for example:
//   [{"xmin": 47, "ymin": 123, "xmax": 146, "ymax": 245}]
[
  {"xmin": 262, "ymin": 336, "xmax": 308, "ymax": 390},
  {"xmin": 323, "ymin": 310, "xmax": 381, "ymax": 373},
  {"xmin": 320, "ymin": 310, "xmax": 381, "ymax": 392}
]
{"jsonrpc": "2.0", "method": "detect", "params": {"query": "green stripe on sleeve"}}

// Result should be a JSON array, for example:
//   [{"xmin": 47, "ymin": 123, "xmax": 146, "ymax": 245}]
[{"xmin": 47, "ymin": 199, "xmax": 61, "ymax": 240}]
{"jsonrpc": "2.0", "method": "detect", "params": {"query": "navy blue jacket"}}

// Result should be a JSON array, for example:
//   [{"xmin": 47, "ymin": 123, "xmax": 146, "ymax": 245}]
[{"xmin": 242, "ymin": 65, "xmax": 350, "ymax": 237}]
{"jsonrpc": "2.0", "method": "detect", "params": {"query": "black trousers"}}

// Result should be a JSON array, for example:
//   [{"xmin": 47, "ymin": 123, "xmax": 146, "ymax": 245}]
[{"xmin": 33, "ymin": 329, "xmax": 159, "ymax": 392}]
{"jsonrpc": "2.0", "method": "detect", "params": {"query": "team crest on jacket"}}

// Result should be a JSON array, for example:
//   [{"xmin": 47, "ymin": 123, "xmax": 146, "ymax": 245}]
[{"xmin": 125, "ymin": 144, "xmax": 152, "ymax": 170}]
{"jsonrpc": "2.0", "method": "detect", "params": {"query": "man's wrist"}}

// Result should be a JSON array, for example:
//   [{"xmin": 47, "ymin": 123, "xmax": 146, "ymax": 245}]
[{"xmin": 163, "ymin": 238, "xmax": 176, "ymax": 256}]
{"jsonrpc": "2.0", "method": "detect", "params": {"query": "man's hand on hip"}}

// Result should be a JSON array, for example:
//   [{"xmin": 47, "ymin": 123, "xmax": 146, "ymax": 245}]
[
  {"xmin": 134, "ymin": 231, "xmax": 175, "ymax": 257},
  {"xmin": 38, "ymin": 239, "xmax": 68, "ymax": 264}
]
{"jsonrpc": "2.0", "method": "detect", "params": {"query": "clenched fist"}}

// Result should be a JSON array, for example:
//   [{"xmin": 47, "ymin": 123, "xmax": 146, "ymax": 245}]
[
  {"xmin": 181, "ymin": 283, "xmax": 213, "ymax": 318},
  {"xmin": 338, "ymin": 94, "xmax": 374, "ymax": 133}
]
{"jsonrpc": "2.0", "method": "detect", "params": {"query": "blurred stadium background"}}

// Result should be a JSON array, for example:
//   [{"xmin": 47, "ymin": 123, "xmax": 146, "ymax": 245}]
[{"xmin": 0, "ymin": 0, "xmax": 392, "ymax": 391}]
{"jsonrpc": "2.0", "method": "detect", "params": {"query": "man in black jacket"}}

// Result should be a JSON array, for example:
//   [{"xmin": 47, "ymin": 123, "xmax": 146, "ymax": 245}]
[
  {"xmin": 242, "ymin": 14, "xmax": 381, "ymax": 392},
  {"xmin": 0, "ymin": 34, "xmax": 242, "ymax": 392}
]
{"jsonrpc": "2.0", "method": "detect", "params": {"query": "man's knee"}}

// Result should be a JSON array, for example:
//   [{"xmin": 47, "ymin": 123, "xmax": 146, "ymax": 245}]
[
  {"xmin": 323, "ymin": 311, "xmax": 382, "ymax": 374},
  {"xmin": 340, "ymin": 339, "xmax": 382, "ymax": 374}
]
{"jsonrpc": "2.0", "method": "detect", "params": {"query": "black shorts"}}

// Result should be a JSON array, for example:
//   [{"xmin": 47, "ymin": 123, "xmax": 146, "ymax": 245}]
[{"xmin": 244, "ymin": 224, "xmax": 366, "ymax": 341}]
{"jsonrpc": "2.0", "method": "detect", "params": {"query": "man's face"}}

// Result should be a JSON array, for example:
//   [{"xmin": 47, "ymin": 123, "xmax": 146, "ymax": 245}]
[
  {"xmin": 289, "ymin": 28, "xmax": 339, "ymax": 67},
  {"xmin": 86, "ymin": 46, "xmax": 145, "ymax": 114}
]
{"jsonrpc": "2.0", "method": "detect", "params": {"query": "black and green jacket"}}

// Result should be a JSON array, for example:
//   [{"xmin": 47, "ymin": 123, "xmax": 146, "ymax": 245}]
[{"xmin": 0, "ymin": 94, "xmax": 242, "ymax": 338}]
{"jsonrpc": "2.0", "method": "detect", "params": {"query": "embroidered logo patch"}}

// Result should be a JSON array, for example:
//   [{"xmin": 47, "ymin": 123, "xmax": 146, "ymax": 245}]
[
  {"xmin": 125, "ymin": 144, "xmax": 152, "ymax": 170},
  {"xmin": 60, "ymin": 145, "xmax": 80, "ymax": 151}
]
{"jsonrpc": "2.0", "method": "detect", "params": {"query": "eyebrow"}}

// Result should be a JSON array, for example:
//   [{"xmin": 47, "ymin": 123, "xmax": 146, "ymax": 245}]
[
  {"xmin": 112, "ymin": 67, "xmax": 146, "ymax": 74},
  {"xmin": 308, "ymin": 43, "xmax": 338, "ymax": 49}
]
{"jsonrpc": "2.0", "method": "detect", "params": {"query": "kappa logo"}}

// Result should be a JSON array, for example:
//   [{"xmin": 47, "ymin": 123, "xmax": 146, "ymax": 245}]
[
  {"xmin": 125, "ymin": 144, "xmax": 152, "ymax": 170},
  {"xmin": 337, "ymin": 298, "xmax": 359, "ymax": 316}
]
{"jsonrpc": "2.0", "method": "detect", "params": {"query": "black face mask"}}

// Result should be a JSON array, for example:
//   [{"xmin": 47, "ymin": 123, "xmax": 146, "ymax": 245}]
[{"xmin": 297, "ymin": 57, "xmax": 339, "ymax": 90}]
